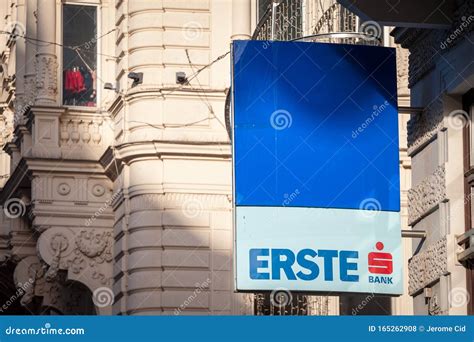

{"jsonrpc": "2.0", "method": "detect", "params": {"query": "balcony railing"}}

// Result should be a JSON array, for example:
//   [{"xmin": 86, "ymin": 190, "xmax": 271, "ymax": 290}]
[{"xmin": 252, "ymin": 0, "xmax": 382, "ymax": 46}]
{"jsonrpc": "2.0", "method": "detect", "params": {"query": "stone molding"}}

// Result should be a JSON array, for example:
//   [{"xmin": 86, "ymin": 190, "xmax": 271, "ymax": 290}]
[
  {"xmin": 407, "ymin": 165, "xmax": 446, "ymax": 225},
  {"xmin": 408, "ymin": 237, "xmax": 448, "ymax": 296},
  {"xmin": 128, "ymin": 193, "xmax": 231, "ymax": 212}
]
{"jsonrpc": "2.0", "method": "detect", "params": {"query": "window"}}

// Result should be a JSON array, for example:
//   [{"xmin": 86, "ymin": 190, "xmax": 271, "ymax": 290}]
[{"xmin": 62, "ymin": 4, "xmax": 97, "ymax": 107}]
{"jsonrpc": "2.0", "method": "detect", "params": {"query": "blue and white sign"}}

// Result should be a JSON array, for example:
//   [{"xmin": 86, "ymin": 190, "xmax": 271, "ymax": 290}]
[{"xmin": 232, "ymin": 40, "xmax": 402, "ymax": 295}]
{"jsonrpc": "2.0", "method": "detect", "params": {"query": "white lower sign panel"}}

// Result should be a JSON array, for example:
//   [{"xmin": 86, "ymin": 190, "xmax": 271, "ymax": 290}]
[{"xmin": 235, "ymin": 207, "xmax": 403, "ymax": 295}]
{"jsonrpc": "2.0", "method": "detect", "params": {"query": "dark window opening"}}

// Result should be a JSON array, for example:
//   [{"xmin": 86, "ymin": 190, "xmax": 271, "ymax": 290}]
[
  {"xmin": 339, "ymin": 294, "xmax": 392, "ymax": 315},
  {"xmin": 62, "ymin": 4, "xmax": 97, "ymax": 107}
]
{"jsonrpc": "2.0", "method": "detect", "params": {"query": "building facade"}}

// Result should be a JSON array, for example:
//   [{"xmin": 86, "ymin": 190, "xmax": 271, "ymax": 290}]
[
  {"xmin": 340, "ymin": 0, "xmax": 473, "ymax": 315},
  {"xmin": 0, "ymin": 0, "xmax": 469, "ymax": 316},
  {"xmin": 0, "ymin": 0, "xmax": 247, "ymax": 316}
]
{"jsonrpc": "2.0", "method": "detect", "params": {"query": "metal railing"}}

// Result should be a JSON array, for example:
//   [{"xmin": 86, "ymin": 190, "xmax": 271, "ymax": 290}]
[{"xmin": 252, "ymin": 0, "xmax": 382, "ymax": 46}]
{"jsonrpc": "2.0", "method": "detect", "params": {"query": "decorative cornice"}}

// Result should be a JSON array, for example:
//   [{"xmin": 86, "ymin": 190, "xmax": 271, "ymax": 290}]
[
  {"xmin": 129, "ymin": 193, "xmax": 231, "ymax": 212},
  {"xmin": 113, "ymin": 140, "xmax": 231, "ymax": 164}
]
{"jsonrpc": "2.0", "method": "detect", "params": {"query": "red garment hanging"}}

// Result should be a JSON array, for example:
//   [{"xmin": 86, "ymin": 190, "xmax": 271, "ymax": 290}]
[{"xmin": 64, "ymin": 69, "xmax": 86, "ymax": 93}]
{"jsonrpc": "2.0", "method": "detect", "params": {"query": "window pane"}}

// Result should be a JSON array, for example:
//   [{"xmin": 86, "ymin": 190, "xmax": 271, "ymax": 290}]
[{"xmin": 63, "ymin": 5, "xmax": 97, "ymax": 107}]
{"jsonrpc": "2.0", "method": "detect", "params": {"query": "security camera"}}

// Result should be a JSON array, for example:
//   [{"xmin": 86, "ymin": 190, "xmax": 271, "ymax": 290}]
[
  {"xmin": 128, "ymin": 72, "xmax": 143, "ymax": 87},
  {"xmin": 104, "ymin": 82, "xmax": 120, "ymax": 93},
  {"xmin": 176, "ymin": 72, "xmax": 188, "ymax": 85}
]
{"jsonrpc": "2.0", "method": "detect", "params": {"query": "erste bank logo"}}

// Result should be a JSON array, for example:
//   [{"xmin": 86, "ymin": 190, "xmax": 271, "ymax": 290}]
[
  {"xmin": 368, "ymin": 242, "xmax": 393, "ymax": 284},
  {"xmin": 249, "ymin": 241, "xmax": 394, "ymax": 286}
]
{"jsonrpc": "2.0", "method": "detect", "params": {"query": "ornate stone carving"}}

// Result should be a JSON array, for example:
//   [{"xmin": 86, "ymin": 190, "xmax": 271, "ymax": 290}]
[
  {"xmin": 75, "ymin": 230, "xmax": 112, "ymax": 263},
  {"xmin": 408, "ymin": 237, "xmax": 448, "ymax": 295},
  {"xmin": 44, "ymin": 232, "xmax": 69, "ymax": 281},
  {"xmin": 13, "ymin": 255, "xmax": 95, "ymax": 314},
  {"xmin": 396, "ymin": 45, "xmax": 409, "ymax": 97},
  {"xmin": 35, "ymin": 55, "xmax": 58, "ymax": 104},
  {"xmin": 407, "ymin": 30, "xmax": 444, "ymax": 87},
  {"xmin": 428, "ymin": 293, "xmax": 444, "ymax": 315},
  {"xmin": 407, "ymin": 99, "xmax": 443, "ymax": 156},
  {"xmin": 13, "ymin": 255, "xmax": 46, "ymax": 306},
  {"xmin": 408, "ymin": 165, "xmax": 446, "ymax": 225},
  {"xmin": 92, "ymin": 184, "xmax": 106, "ymax": 197},
  {"xmin": 24, "ymin": 74, "xmax": 37, "ymax": 106},
  {"xmin": 57, "ymin": 183, "xmax": 71, "ymax": 195},
  {"xmin": 37, "ymin": 227, "xmax": 113, "ymax": 297}
]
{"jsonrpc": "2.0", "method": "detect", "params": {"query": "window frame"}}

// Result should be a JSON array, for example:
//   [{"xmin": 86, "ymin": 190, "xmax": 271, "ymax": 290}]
[{"xmin": 60, "ymin": 1, "xmax": 101, "ymax": 109}]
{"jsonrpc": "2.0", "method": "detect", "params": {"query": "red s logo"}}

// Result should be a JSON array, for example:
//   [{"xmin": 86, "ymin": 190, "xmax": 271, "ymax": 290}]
[{"xmin": 368, "ymin": 242, "xmax": 393, "ymax": 275}]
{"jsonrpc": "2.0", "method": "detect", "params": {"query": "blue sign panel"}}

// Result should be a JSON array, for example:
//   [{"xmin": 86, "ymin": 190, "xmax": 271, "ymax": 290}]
[
  {"xmin": 232, "ymin": 40, "xmax": 402, "ymax": 295},
  {"xmin": 233, "ymin": 40, "xmax": 399, "ymax": 211}
]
